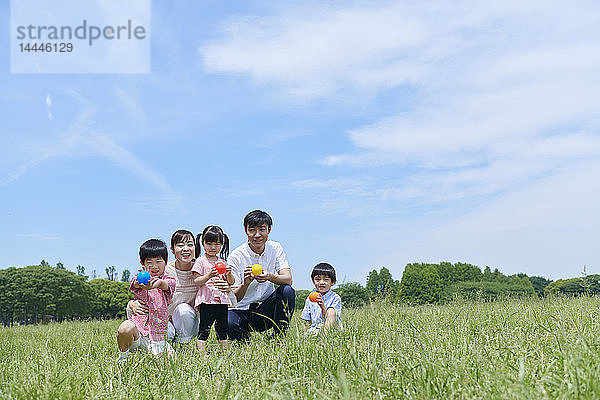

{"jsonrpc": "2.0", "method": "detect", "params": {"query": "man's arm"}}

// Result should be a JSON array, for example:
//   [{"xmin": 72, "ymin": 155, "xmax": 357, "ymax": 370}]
[
  {"xmin": 232, "ymin": 265, "xmax": 253, "ymax": 301},
  {"xmin": 268, "ymin": 267, "xmax": 292, "ymax": 286},
  {"xmin": 253, "ymin": 266, "xmax": 292, "ymax": 285},
  {"xmin": 234, "ymin": 267, "xmax": 292, "ymax": 300},
  {"xmin": 270, "ymin": 242, "xmax": 292, "ymax": 286}
]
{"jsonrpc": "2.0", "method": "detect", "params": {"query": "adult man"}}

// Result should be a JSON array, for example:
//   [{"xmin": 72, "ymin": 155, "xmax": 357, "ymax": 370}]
[{"xmin": 227, "ymin": 210, "xmax": 295, "ymax": 341}]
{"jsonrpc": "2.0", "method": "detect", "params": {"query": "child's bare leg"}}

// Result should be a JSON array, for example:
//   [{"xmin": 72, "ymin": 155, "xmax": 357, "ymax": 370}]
[
  {"xmin": 323, "ymin": 308, "xmax": 337, "ymax": 332},
  {"xmin": 196, "ymin": 339, "xmax": 207, "ymax": 353},
  {"xmin": 157, "ymin": 342, "xmax": 176, "ymax": 360},
  {"xmin": 117, "ymin": 320, "xmax": 139, "ymax": 351}
]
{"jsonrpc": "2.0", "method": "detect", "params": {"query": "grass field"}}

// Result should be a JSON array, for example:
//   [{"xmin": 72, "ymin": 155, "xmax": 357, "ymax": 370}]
[{"xmin": 2, "ymin": 296, "xmax": 600, "ymax": 399}]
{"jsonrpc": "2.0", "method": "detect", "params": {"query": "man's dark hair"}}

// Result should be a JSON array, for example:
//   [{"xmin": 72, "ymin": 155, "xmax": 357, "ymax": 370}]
[
  {"xmin": 139, "ymin": 239, "xmax": 168, "ymax": 263},
  {"xmin": 311, "ymin": 262, "xmax": 336, "ymax": 284},
  {"xmin": 243, "ymin": 210, "xmax": 273, "ymax": 230}
]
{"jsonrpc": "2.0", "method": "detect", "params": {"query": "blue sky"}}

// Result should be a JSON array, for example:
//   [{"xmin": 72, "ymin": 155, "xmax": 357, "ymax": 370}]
[{"xmin": 1, "ymin": 0, "xmax": 599, "ymax": 289}]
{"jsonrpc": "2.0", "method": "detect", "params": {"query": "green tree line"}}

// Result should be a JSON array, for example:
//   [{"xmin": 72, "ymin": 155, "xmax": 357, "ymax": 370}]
[
  {"xmin": 1, "ymin": 261, "xmax": 593, "ymax": 325},
  {"xmin": 0, "ymin": 265, "xmax": 132, "ymax": 326},
  {"xmin": 297, "ymin": 263, "xmax": 560, "ymax": 308}
]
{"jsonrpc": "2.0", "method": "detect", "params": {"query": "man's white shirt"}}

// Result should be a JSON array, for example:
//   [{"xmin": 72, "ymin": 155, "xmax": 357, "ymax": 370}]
[{"xmin": 228, "ymin": 240, "xmax": 290, "ymax": 310}]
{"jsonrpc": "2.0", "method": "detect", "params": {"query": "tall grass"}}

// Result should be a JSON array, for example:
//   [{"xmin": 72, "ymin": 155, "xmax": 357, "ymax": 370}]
[{"xmin": 2, "ymin": 296, "xmax": 600, "ymax": 399}]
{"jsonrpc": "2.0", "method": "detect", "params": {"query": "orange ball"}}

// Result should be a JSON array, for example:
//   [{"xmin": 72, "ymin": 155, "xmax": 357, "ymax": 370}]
[{"xmin": 309, "ymin": 292, "xmax": 322, "ymax": 302}]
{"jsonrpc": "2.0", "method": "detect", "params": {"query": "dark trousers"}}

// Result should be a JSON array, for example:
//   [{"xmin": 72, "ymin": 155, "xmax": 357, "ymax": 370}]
[
  {"xmin": 198, "ymin": 303, "xmax": 228, "ymax": 341},
  {"xmin": 228, "ymin": 285, "xmax": 295, "ymax": 341}
]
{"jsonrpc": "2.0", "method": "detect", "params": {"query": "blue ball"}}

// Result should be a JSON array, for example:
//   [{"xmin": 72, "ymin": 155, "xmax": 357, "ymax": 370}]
[{"xmin": 137, "ymin": 270, "xmax": 151, "ymax": 285}]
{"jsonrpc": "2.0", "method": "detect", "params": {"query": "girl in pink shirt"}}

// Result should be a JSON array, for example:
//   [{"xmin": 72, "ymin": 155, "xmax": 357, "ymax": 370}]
[{"xmin": 192, "ymin": 225, "xmax": 235, "ymax": 354}]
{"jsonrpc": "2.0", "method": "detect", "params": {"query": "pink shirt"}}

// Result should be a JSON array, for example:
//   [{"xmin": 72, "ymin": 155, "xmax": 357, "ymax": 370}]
[
  {"xmin": 129, "ymin": 273, "xmax": 176, "ymax": 341},
  {"xmin": 191, "ymin": 255, "xmax": 231, "ymax": 307}
]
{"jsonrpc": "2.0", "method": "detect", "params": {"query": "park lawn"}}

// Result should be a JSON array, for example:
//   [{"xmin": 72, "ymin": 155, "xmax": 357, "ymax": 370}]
[{"xmin": 1, "ymin": 296, "xmax": 600, "ymax": 399}]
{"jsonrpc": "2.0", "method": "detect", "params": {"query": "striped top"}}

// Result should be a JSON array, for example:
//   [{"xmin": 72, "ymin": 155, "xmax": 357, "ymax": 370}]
[
  {"xmin": 165, "ymin": 262, "xmax": 198, "ymax": 316},
  {"xmin": 129, "ymin": 273, "xmax": 176, "ymax": 341}
]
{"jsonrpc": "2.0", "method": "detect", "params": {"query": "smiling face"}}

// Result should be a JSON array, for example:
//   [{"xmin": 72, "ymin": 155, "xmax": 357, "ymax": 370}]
[
  {"xmin": 245, "ymin": 223, "xmax": 271, "ymax": 254},
  {"xmin": 313, "ymin": 274, "xmax": 334, "ymax": 295},
  {"xmin": 141, "ymin": 256, "xmax": 167, "ymax": 277},
  {"xmin": 172, "ymin": 234, "xmax": 195, "ymax": 266},
  {"xmin": 203, "ymin": 240, "xmax": 223, "ymax": 259}
]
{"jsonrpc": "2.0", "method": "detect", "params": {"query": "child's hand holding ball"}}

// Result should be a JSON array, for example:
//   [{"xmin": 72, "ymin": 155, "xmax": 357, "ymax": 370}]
[{"xmin": 309, "ymin": 291, "xmax": 322, "ymax": 303}]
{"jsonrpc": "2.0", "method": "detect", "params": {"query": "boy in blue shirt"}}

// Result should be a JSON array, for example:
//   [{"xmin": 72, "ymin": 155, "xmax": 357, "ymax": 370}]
[{"xmin": 300, "ymin": 263, "xmax": 343, "ymax": 335}]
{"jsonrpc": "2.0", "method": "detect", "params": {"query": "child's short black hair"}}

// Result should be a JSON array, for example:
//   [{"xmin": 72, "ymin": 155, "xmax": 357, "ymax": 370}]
[
  {"xmin": 311, "ymin": 262, "xmax": 336, "ymax": 283},
  {"xmin": 170, "ymin": 229, "xmax": 194, "ymax": 249},
  {"xmin": 139, "ymin": 239, "xmax": 168, "ymax": 263},
  {"xmin": 244, "ymin": 210, "xmax": 273, "ymax": 230}
]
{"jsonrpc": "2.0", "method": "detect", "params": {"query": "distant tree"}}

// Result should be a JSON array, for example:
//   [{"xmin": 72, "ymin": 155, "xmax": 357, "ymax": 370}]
[
  {"xmin": 0, "ymin": 266, "xmax": 91, "ymax": 324},
  {"xmin": 482, "ymin": 266, "xmax": 493, "ymax": 281},
  {"xmin": 397, "ymin": 262, "xmax": 536, "ymax": 304},
  {"xmin": 46, "ymin": 268, "xmax": 91, "ymax": 319},
  {"xmin": 545, "ymin": 275, "xmax": 600, "ymax": 296},
  {"xmin": 399, "ymin": 263, "xmax": 441, "ymax": 304},
  {"xmin": 438, "ymin": 262, "xmax": 457, "ymax": 286},
  {"xmin": 40, "ymin": 260, "xmax": 49, "ymax": 267},
  {"xmin": 294, "ymin": 289, "xmax": 311, "ymax": 311},
  {"xmin": 0, "ymin": 268, "xmax": 18, "ymax": 325},
  {"xmin": 121, "ymin": 269, "xmax": 131, "ymax": 283},
  {"xmin": 366, "ymin": 267, "xmax": 399, "ymax": 300},
  {"xmin": 88, "ymin": 279, "xmax": 133, "ymax": 318},
  {"xmin": 586, "ymin": 274, "xmax": 600, "ymax": 293},
  {"xmin": 492, "ymin": 268, "xmax": 502, "ymax": 281},
  {"xmin": 453, "ymin": 262, "xmax": 483, "ymax": 282},
  {"xmin": 529, "ymin": 276, "xmax": 552, "ymax": 297},
  {"xmin": 105, "ymin": 266, "xmax": 117, "ymax": 281},
  {"xmin": 440, "ymin": 280, "xmax": 535, "ymax": 303},
  {"xmin": 56, "ymin": 262, "xmax": 65, "ymax": 269},
  {"xmin": 76, "ymin": 265, "xmax": 86, "ymax": 276},
  {"xmin": 545, "ymin": 278, "xmax": 584, "ymax": 296},
  {"xmin": 92, "ymin": 270, "xmax": 97, "ymax": 279},
  {"xmin": 334, "ymin": 283, "xmax": 369, "ymax": 308},
  {"xmin": 365, "ymin": 270, "xmax": 378, "ymax": 296}
]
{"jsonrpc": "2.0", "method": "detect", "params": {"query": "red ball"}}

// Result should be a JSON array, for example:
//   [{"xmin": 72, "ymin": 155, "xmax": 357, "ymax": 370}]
[{"xmin": 214, "ymin": 262, "xmax": 227, "ymax": 275}]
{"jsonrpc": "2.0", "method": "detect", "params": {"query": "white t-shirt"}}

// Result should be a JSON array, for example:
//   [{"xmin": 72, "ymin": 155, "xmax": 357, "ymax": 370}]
[
  {"xmin": 164, "ymin": 262, "xmax": 198, "ymax": 317},
  {"xmin": 228, "ymin": 240, "xmax": 290, "ymax": 310}
]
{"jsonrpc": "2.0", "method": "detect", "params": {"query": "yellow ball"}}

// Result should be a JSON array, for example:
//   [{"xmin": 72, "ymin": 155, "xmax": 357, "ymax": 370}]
[{"xmin": 251, "ymin": 264, "xmax": 263, "ymax": 276}]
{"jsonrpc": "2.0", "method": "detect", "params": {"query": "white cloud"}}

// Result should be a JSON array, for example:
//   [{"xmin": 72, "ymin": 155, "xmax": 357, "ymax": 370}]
[
  {"xmin": 15, "ymin": 233, "xmax": 60, "ymax": 241},
  {"xmin": 201, "ymin": 2, "xmax": 428, "ymax": 98},
  {"xmin": 404, "ymin": 158, "xmax": 600, "ymax": 279},
  {"xmin": 202, "ymin": 1, "xmax": 600, "ymax": 278},
  {"xmin": 203, "ymin": 0, "xmax": 600, "ymax": 198},
  {"xmin": 202, "ymin": 1, "xmax": 600, "ymax": 98}
]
